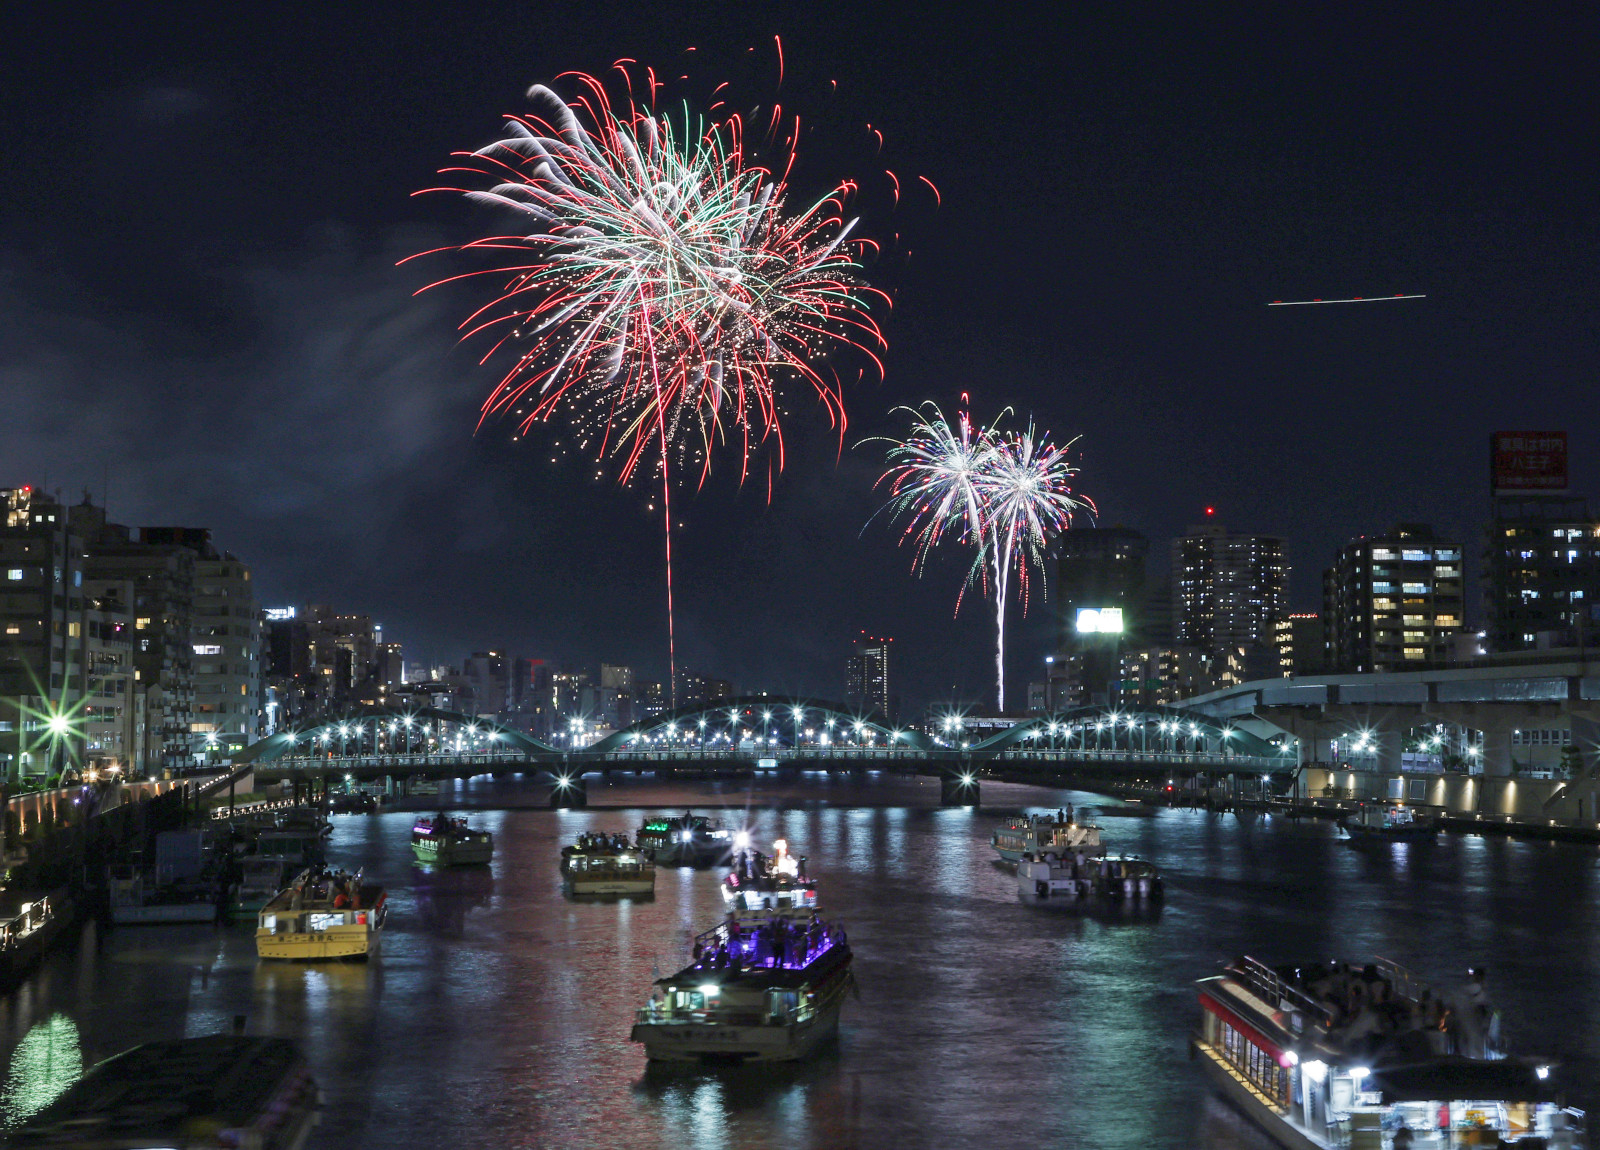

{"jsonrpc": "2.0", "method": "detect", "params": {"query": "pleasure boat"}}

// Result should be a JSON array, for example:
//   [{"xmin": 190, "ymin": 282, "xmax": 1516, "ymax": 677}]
[
  {"xmin": 991, "ymin": 813, "xmax": 1104, "ymax": 864},
  {"xmin": 637, "ymin": 811, "xmax": 735, "ymax": 867},
  {"xmin": 631, "ymin": 913, "xmax": 853, "ymax": 1063},
  {"xmin": 0, "ymin": 889, "xmax": 71, "ymax": 989},
  {"xmin": 1192, "ymin": 955, "xmax": 1585, "ymax": 1149},
  {"xmin": 1339, "ymin": 802, "xmax": 1439, "ymax": 841},
  {"xmin": 1016, "ymin": 851, "xmax": 1163, "ymax": 906},
  {"xmin": 721, "ymin": 838, "xmax": 820, "ymax": 918},
  {"xmin": 412, "ymin": 814, "xmax": 495, "ymax": 865},
  {"xmin": 256, "ymin": 867, "xmax": 387, "ymax": 960},
  {"xmin": 107, "ymin": 865, "xmax": 217, "ymax": 925},
  {"xmin": 560, "ymin": 832, "xmax": 656, "ymax": 896}
]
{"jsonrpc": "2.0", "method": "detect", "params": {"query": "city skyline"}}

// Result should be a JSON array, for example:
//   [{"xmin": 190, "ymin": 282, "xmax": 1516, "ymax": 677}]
[{"xmin": 3, "ymin": 6, "xmax": 1596, "ymax": 711}]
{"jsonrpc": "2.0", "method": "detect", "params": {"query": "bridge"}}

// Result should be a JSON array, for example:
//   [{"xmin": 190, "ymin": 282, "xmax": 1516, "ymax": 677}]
[{"xmin": 220, "ymin": 700, "xmax": 1288, "ymax": 807}]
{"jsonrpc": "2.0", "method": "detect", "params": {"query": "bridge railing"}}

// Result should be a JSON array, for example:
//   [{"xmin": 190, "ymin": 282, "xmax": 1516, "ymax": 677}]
[{"xmin": 996, "ymin": 750, "xmax": 1290, "ymax": 769}]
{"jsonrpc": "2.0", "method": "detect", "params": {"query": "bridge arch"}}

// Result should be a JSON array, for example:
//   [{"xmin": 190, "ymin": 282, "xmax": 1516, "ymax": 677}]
[
  {"xmin": 231, "ymin": 706, "xmax": 556, "ymax": 764},
  {"xmin": 587, "ymin": 696, "xmax": 935, "ymax": 755},
  {"xmin": 966, "ymin": 705, "xmax": 1285, "ymax": 759}
]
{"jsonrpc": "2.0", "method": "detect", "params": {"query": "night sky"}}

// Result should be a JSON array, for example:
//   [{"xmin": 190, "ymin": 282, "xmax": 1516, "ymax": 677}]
[{"xmin": 4, "ymin": 5, "xmax": 1596, "ymax": 711}]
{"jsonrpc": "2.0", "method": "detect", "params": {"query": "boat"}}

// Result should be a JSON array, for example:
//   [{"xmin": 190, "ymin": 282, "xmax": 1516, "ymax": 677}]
[
  {"xmin": 107, "ymin": 864, "xmax": 217, "ymax": 925},
  {"xmin": 631, "ymin": 913, "xmax": 853, "ymax": 1062},
  {"xmin": 11, "ymin": 1033, "xmax": 319, "ymax": 1149},
  {"xmin": 226, "ymin": 856, "xmax": 293, "ymax": 923},
  {"xmin": 636, "ymin": 811, "xmax": 735, "ymax": 866},
  {"xmin": 256, "ymin": 867, "xmax": 386, "ymax": 961},
  {"xmin": 0, "ymin": 889, "xmax": 72, "ymax": 988},
  {"xmin": 560, "ymin": 832, "xmax": 655, "ymax": 896},
  {"xmin": 990, "ymin": 813, "xmax": 1104, "ymax": 864},
  {"xmin": 327, "ymin": 790, "xmax": 378, "ymax": 814},
  {"xmin": 412, "ymin": 813, "xmax": 494, "ymax": 865},
  {"xmin": 1016, "ymin": 851, "xmax": 1163, "ymax": 906},
  {"xmin": 721, "ymin": 838, "xmax": 820, "ymax": 918},
  {"xmin": 1192, "ymin": 955, "xmax": 1586, "ymax": 1149},
  {"xmin": 1339, "ymin": 802, "xmax": 1439, "ymax": 841}
]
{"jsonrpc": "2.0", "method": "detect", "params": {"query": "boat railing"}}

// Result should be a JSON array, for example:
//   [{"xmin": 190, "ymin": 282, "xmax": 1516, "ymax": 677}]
[{"xmin": 1232, "ymin": 955, "xmax": 1336, "ymax": 1029}]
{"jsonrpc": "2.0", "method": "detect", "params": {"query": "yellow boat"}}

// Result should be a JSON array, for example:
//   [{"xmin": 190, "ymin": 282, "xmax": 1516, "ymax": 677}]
[{"xmin": 256, "ymin": 867, "xmax": 387, "ymax": 961}]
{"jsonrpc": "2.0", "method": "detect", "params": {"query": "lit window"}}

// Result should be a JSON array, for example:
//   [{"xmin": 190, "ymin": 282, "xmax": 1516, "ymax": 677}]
[
  {"xmin": 192, "ymin": 644, "xmax": 222, "ymax": 656},
  {"xmin": 135, "ymin": 617, "xmax": 151, "ymax": 630},
  {"xmin": 67, "ymin": 622, "xmax": 80, "ymax": 638},
  {"xmin": 5, "ymin": 568, "xmax": 22, "ymax": 580},
  {"xmin": 4, "ymin": 625, "xmax": 18, "ymax": 635}
]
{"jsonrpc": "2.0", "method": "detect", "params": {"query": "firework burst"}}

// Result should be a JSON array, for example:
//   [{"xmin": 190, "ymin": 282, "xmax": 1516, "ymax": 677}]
[
  {"xmin": 411, "ymin": 62, "xmax": 887, "ymax": 699},
  {"xmin": 872, "ymin": 403, "xmax": 1095, "ymax": 710}
]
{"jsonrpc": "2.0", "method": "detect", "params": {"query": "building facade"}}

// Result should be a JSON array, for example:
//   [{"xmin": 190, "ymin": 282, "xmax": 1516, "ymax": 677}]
[
  {"xmin": 1483, "ymin": 495, "xmax": 1600, "ymax": 653},
  {"xmin": 845, "ymin": 633, "xmax": 892, "ymax": 719},
  {"xmin": 1171, "ymin": 524, "xmax": 1289, "ymax": 672},
  {"xmin": 1323, "ymin": 524, "xmax": 1465, "ymax": 672}
]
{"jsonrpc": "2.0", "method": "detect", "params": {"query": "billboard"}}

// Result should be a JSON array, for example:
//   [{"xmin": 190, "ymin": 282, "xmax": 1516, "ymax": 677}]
[
  {"xmin": 1075, "ymin": 607, "xmax": 1124, "ymax": 634},
  {"xmin": 1491, "ymin": 431, "xmax": 1568, "ymax": 495}
]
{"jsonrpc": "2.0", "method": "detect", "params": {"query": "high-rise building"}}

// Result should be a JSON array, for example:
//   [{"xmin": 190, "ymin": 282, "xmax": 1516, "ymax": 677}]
[
  {"xmin": 1171, "ymin": 524, "xmax": 1289, "ymax": 671},
  {"xmin": 1055, "ymin": 527, "xmax": 1147, "ymax": 706},
  {"xmin": 1483, "ymin": 494, "xmax": 1600, "ymax": 653},
  {"xmin": 845, "ymin": 632, "xmax": 892, "ymax": 719},
  {"xmin": 0, "ymin": 487, "xmax": 90, "ymax": 782},
  {"xmin": 463, "ymin": 651, "xmax": 508, "ymax": 717},
  {"xmin": 1323, "ymin": 525, "xmax": 1464, "ymax": 672},
  {"xmin": 676, "ymin": 670, "xmax": 734, "ymax": 708},
  {"xmin": 144, "ymin": 529, "xmax": 261, "ymax": 762}
]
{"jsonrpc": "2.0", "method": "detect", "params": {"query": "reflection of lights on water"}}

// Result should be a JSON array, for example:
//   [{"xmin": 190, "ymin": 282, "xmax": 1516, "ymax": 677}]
[{"xmin": 3, "ymin": 1013, "xmax": 82, "ymax": 1126}]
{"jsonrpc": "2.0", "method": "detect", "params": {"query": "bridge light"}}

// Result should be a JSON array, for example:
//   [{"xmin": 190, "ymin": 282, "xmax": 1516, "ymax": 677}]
[
  {"xmin": 762, "ymin": 710, "xmax": 772, "ymax": 722},
  {"xmin": 960, "ymin": 773, "xmax": 975, "ymax": 786},
  {"xmin": 555, "ymin": 775, "xmax": 572, "ymax": 789}
]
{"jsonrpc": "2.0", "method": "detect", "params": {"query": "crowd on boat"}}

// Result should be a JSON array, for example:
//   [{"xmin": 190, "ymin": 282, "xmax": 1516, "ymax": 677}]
[
  {"xmin": 280, "ymin": 867, "xmax": 371, "ymax": 911},
  {"xmin": 1287, "ymin": 959, "xmax": 1501, "ymax": 1059},
  {"xmin": 691, "ymin": 915, "xmax": 838, "ymax": 973},
  {"xmin": 569, "ymin": 832, "xmax": 634, "ymax": 853}
]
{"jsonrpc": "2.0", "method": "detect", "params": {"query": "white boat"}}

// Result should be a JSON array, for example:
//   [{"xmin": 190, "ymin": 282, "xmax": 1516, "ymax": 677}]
[
  {"xmin": 257, "ymin": 867, "xmax": 387, "ymax": 961},
  {"xmin": 107, "ymin": 866, "xmax": 217, "ymax": 925},
  {"xmin": 412, "ymin": 814, "xmax": 494, "ymax": 866},
  {"xmin": 1193, "ymin": 955, "xmax": 1586, "ymax": 1149},
  {"xmin": 991, "ymin": 813, "xmax": 1103, "ymax": 863},
  {"xmin": 721, "ymin": 838, "xmax": 820, "ymax": 919},
  {"xmin": 561, "ymin": 833, "xmax": 656, "ymax": 896},
  {"xmin": 1016, "ymin": 852, "xmax": 1163, "ymax": 906},
  {"xmin": 631, "ymin": 914, "xmax": 853, "ymax": 1063}
]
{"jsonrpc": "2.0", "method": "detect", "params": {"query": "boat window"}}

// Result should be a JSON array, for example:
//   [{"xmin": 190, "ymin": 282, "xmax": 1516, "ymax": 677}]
[
  {"xmin": 261, "ymin": 915, "xmax": 275, "ymax": 930},
  {"xmin": 308, "ymin": 912, "xmax": 345, "ymax": 932}
]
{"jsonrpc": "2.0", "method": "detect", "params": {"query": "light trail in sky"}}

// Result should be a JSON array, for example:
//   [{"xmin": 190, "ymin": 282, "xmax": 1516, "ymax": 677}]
[{"xmin": 1268, "ymin": 294, "xmax": 1427, "ymax": 306}]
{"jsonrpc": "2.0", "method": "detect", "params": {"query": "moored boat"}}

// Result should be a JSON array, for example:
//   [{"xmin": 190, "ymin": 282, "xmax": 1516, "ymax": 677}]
[
  {"xmin": 0, "ymin": 889, "xmax": 72, "ymax": 988},
  {"xmin": 107, "ymin": 865, "xmax": 217, "ymax": 925},
  {"xmin": 1016, "ymin": 852, "xmax": 1163, "ymax": 907},
  {"xmin": 631, "ymin": 913, "xmax": 853, "ymax": 1063},
  {"xmin": 721, "ymin": 838, "xmax": 820, "ymax": 919},
  {"xmin": 991, "ymin": 812, "xmax": 1103, "ymax": 864},
  {"xmin": 636, "ymin": 811, "xmax": 735, "ymax": 867},
  {"xmin": 227, "ymin": 856, "xmax": 293, "ymax": 923},
  {"xmin": 1192, "ymin": 955, "xmax": 1586, "ymax": 1149},
  {"xmin": 1339, "ymin": 802, "xmax": 1438, "ymax": 841},
  {"xmin": 256, "ymin": 867, "xmax": 386, "ymax": 961},
  {"xmin": 412, "ymin": 814, "xmax": 494, "ymax": 865},
  {"xmin": 561, "ymin": 832, "xmax": 655, "ymax": 896}
]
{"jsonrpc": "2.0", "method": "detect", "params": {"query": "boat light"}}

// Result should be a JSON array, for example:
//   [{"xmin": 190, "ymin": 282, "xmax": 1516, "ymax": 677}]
[
  {"xmin": 1536, "ymin": 1065, "xmax": 1550, "ymax": 1080},
  {"xmin": 1301, "ymin": 1059, "xmax": 1327, "ymax": 1083},
  {"xmin": 734, "ymin": 830, "xmax": 751, "ymax": 849},
  {"xmin": 1277, "ymin": 1050, "xmax": 1298, "ymax": 1069},
  {"xmin": 1349, "ymin": 1066, "xmax": 1370, "ymax": 1083},
  {"xmin": 698, "ymin": 984, "xmax": 720, "ymax": 997}
]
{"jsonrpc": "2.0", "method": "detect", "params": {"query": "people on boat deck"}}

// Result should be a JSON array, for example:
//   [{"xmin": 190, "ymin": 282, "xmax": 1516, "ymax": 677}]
[
  {"xmin": 695, "ymin": 916, "xmax": 832, "ymax": 972},
  {"xmin": 1291, "ymin": 960, "xmax": 1499, "ymax": 1058}
]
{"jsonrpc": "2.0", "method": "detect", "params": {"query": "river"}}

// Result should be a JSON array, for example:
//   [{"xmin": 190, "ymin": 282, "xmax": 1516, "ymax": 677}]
[{"xmin": 1, "ymin": 772, "xmax": 1596, "ymax": 1148}]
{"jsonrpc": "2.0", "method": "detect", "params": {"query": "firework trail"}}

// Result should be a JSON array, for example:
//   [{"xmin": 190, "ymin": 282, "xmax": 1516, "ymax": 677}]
[
  {"xmin": 976, "ymin": 424, "xmax": 1096, "ymax": 710},
  {"xmin": 871, "ymin": 404, "xmax": 1094, "ymax": 710},
  {"xmin": 410, "ymin": 63, "xmax": 886, "ymax": 701}
]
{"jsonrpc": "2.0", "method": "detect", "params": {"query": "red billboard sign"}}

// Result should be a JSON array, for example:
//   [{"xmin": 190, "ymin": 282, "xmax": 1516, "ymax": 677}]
[{"xmin": 1491, "ymin": 431, "xmax": 1568, "ymax": 494}]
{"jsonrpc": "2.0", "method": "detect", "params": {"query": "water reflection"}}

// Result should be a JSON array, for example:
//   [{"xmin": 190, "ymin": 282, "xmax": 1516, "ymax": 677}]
[
  {"xmin": 0, "ymin": 775, "xmax": 1591, "ymax": 1149},
  {"xmin": 2, "ymin": 1013, "xmax": 80, "ymax": 1127}
]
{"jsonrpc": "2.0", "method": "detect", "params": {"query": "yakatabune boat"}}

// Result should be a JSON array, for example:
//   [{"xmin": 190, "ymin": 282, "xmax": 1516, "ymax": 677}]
[
  {"xmin": 411, "ymin": 814, "xmax": 494, "ymax": 865},
  {"xmin": 1193, "ymin": 955, "xmax": 1585, "ymax": 1149},
  {"xmin": 636, "ymin": 811, "xmax": 734, "ymax": 866},
  {"xmin": 1016, "ymin": 851, "xmax": 1163, "ymax": 907},
  {"xmin": 256, "ymin": 868, "xmax": 386, "ymax": 961},
  {"xmin": 631, "ymin": 914, "xmax": 853, "ymax": 1063},
  {"xmin": 990, "ymin": 813, "xmax": 1104, "ymax": 864},
  {"xmin": 721, "ymin": 838, "xmax": 820, "ymax": 918},
  {"xmin": 561, "ymin": 832, "xmax": 656, "ymax": 896}
]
